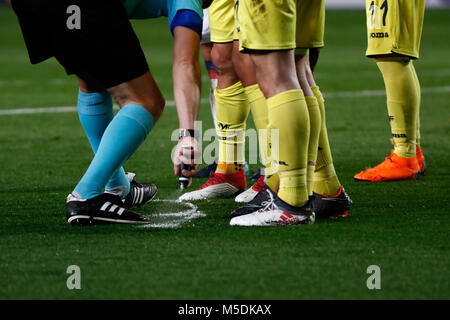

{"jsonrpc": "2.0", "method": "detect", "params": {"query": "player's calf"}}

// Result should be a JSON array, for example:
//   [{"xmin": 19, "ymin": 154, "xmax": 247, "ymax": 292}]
[{"xmin": 110, "ymin": 72, "xmax": 165, "ymax": 121}]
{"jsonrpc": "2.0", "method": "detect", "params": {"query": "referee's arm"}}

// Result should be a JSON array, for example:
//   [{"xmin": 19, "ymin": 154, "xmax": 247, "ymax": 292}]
[{"xmin": 172, "ymin": 25, "xmax": 201, "ymax": 131}]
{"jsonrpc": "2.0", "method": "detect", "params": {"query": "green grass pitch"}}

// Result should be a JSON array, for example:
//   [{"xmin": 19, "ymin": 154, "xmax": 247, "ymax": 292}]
[{"xmin": 0, "ymin": 7, "xmax": 449, "ymax": 299}]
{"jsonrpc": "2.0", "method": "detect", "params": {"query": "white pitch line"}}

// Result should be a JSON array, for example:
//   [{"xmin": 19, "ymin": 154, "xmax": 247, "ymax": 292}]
[
  {"xmin": 323, "ymin": 85, "xmax": 450, "ymax": 98},
  {"xmin": 0, "ymin": 106, "xmax": 78, "ymax": 115},
  {"xmin": 0, "ymin": 98, "xmax": 210, "ymax": 116},
  {"xmin": 1, "ymin": 86, "xmax": 449, "ymax": 116}
]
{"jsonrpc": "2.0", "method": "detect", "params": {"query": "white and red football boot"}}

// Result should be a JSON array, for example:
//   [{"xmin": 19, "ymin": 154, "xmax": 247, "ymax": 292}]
[
  {"xmin": 234, "ymin": 175, "xmax": 267, "ymax": 203},
  {"xmin": 178, "ymin": 171, "xmax": 246, "ymax": 201}
]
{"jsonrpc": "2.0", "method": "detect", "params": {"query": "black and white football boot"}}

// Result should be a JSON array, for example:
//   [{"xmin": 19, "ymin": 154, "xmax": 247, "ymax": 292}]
[
  {"xmin": 231, "ymin": 185, "xmax": 276, "ymax": 218},
  {"xmin": 122, "ymin": 179, "xmax": 158, "ymax": 209},
  {"xmin": 311, "ymin": 186, "xmax": 352, "ymax": 219},
  {"xmin": 230, "ymin": 189, "xmax": 315, "ymax": 226},
  {"xmin": 105, "ymin": 172, "xmax": 158, "ymax": 209},
  {"xmin": 66, "ymin": 193, "xmax": 150, "ymax": 226}
]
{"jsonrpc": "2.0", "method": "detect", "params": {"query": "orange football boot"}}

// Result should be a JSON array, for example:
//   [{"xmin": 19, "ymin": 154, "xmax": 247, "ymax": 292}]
[
  {"xmin": 416, "ymin": 146, "xmax": 427, "ymax": 176},
  {"xmin": 354, "ymin": 150, "xmax": 420, "ymax": 182}
]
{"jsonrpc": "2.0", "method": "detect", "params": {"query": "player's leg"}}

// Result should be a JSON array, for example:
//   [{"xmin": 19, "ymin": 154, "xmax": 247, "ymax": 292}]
[
  {"xmin": 234, "ymin": 16, "xmax": 313, "ymax": 224},
  {"xmin": 63, "ymin": 1, "xmax": 164, "ymax": 224},
  {"xmin": 195, "ymin": 9, "xmax": 220, "ymax": 178},
  {"xmin": 200, "ymin": 8, "xmax": 219, "ymax": 128},
  {"xmin": 307, "ymin": 73, "xmax": 352, "ymax": 218},
  {"xmin": 308, "ymin": 84, "xmax": 343, "ymax": 198},
  {"xmin": 74, "ymin": 71, "xmax": 164, "ymax": 196},
  {"xmin": 229, "ymin": 0, "xmax": 316, "ymax": 226},
  {"xmin": 232, "ymin": 49, "xmax": 314, "ymax": 226},
  {"xmin": 252, "ymin": 50, "xmax": 310, "ymax": 203},
  {"xmin": 294, "ymin": 1, "xmax": 322, "ymax": 198},
  {"xmin": 179, "ymin": 0, "xmax": 249, "ymax": 201},
  {"xmin": 210, "ymin": 1, "xmax": 248, "ymax": 185},
  {"xmin": 301, "ymin": 48, "xmax": 351, "ymax": 218},
  {"xmin": 354, "ymin": 55, "xmax": 420, "ymax": 181},
  {"xmin": 295, "ymin": 51, "xmax": 320, "ymax": 198},
  {"xmin": 411, "ymin": 62, "xmax": 426, "ymax": 175},
  {"xmin": 193, "ymin": 6, "xmax": 274, "ymax": 204},
  {"xmin": 77, "ymin": 79, "xmax": 158, "ymax": 208},
  {"xmin": 235, "ymin": 0, "xmax": 323, "ymax": 211},
  {"xmin": 298, "ymin": 52, "xmax": 352, "ymax": 217},
  {"xmin": 295, "ymin": 0, "xmax": 341, "ymax": 198},
  {"xmin": 195, "ymin": 8, "xmax": 230, "ymax": 179},
  {"xmin": 377, "ymin": 56, "xmax": 419, "ymax": 160},
  {"xmin": 11, "ymin": 0, "xmax": 159, "ymax": 224},
  {"xmin": 76, "ymin": 77, "xmax": 133, "ymax": 200},
  {"xmin": 231, "ymin": 40, "xmax": 279, "ymax": 202},
  {"xmin": 207, "ymin": 42, "xmax": 248, "ymax": 182},
  {"xmin": 232, "ymin": 50, "xmax": 315, "ymax": 219},
  {"xmin": 293, "ymin": 0, "xmax": 327, "ymax": 200},
  {"xmin": 202, "ymin": 43, "xmax": 219, "ymax": 128},
  {"xmin": 295, "ymin": 0, "xmax": 351, "ymax": 218},
  {"xmin": 354, "ymin": 0, "xmax": 424, "ymax": 182},
  {"xmin": 69, "ymin": 71, "xmax": 164, "ymax": 224}
]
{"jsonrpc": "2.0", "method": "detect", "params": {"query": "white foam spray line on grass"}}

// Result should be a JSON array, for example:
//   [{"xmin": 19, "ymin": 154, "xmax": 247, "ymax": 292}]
[{"xmin": 141, "ymin": 199, "xmax": 205, "ymax": 229}]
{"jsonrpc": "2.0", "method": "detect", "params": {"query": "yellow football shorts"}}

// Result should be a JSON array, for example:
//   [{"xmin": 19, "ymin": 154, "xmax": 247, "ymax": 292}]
[
  {"xmin": 366, "ymin": 0, "xmax": 425, "ymax": 59},
  {"xmin": 208, "ymin": 0, "xmax": 236, "ymax": 43},
  {"xmin": 237, "ymin": 0, "xmax": 297, "ymax": 51},
  {"xmin": 296, "ymin": 0, "xmax": 325, "ymax": 49}
]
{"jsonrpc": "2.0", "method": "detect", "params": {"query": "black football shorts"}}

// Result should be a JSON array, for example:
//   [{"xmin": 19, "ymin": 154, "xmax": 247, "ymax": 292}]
[{"xmin": 11, "ymin": 0, "xmax": 149, "ymax": 88}]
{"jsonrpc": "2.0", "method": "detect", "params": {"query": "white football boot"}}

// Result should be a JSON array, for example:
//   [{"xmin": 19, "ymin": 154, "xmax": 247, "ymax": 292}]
[{"xmin": 230, "ymin": 190, "xmax": 315, "ymax": 226}]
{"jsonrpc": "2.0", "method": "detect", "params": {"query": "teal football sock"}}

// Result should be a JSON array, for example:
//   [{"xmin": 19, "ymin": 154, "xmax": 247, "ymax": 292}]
[
  {"xmin": 77, "ymin": 90, "xmax": 130, "ymax": 195},
  {"xmin": 74, "ymin": 104, "xmax": 154, "ymax": 199}
]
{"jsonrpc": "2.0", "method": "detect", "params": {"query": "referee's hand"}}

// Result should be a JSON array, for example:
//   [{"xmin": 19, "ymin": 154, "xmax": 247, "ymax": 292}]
[{"xmin": 173, "ymin": 136, "xmax": 200, "ymax": 188}]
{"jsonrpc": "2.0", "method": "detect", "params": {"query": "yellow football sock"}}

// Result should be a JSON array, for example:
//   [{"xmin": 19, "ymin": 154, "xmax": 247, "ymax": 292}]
[
  {"xmin": 245, "ymin": 84, "xmax": 273, "ymax": 172},
  {"xmin": 217, "ymin": 162, "xmax": 244, "ymax": 174},
  {"xmin": 311, "ymin": 86, "xmax": 341, "ymax": 196},
  {"xmin": 215, "ymin": 81, "xmax": 250, "ymax": 174},
  {"xmin": 305, "ymin": 95, "xmax": 321, "ymax": 196},
  {"xmin": 266, "ymin": 173, "xmax": 279, "ymax": 191},
  {"xmin": 411, "ymin": 62, "xmax": 422, "ymax": 148},
  {"xmin": 268, "ymin": 89, "xmax": 309, "ymax": 207},
  {"xmin": 376, "ymin": 57, "xmax": 419, "ymax": 158}
]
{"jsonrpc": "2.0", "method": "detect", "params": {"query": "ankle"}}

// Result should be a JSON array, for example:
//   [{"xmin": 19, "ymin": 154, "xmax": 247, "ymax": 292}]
[{"xmin": 216, "ymin": 162, "xmax": 244, "ymax": 175}]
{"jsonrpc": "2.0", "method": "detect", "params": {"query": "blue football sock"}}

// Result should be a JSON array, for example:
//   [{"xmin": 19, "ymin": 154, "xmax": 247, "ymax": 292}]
[
  {"xmin": 74, "ymin": 103, "xmax": 154, "ymax": 199},
  {"xmin": 77, "ymin": 90, "xmax": 130, "ymax": 196}
]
